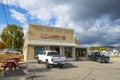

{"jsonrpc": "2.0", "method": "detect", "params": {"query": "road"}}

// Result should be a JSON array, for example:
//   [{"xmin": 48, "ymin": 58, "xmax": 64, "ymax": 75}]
[{"xmin": 3, "ymin": 59, "xmax": 120, "ymax": 80}]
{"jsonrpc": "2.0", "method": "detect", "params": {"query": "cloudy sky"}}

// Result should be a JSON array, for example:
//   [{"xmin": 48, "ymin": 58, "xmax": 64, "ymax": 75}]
[{"xmin": 0, "ymin": 0, "xmax": 120, "ymax": 46}]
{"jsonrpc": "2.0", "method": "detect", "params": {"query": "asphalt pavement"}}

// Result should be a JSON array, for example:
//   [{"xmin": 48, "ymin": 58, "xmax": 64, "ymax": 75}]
[{"xmin": 2, "ymin": 59, "xmax": 120, "ymax": 80}]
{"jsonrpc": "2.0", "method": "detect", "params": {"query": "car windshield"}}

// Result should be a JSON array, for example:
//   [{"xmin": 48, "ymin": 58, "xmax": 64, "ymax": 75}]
[
  {"xmin": 95, "ymin": 52, "xmax": 100, "ymax": 56},
  {"xmin": 47, "ymin": 52, "xmax": 58, "ymax": 56}
]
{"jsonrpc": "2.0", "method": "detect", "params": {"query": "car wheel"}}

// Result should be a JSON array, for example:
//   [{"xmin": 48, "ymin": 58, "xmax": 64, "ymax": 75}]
[
  {"xmin": 98, "ymin": 58, "xmax": 102, "ymax": 63},
  {"xmin": 88, "ymin": 56, "xmax": 91, "ymax": 60},
  {"xmin": 104, "ymin": 59, "xmax": 109, "ymax": 63},
  {"xmin": 58, "ymin": 64, "xmax": 63, "ymax": 69},
  {"xmin": 104, "ymin": 60, "xmax": 108, "ymax": 63},
  {"xmin": 46, "ymin": 62, "xmax": 50, "ymax": 69},
  {"xmin": 37, "ymin": 58, "xmax": 41, "ymax": 64}
]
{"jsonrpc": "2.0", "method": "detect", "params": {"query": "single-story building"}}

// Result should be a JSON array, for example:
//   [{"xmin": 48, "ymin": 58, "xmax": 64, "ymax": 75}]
[{"xmin": 23, "ymin": 24, "xmax": 88, "ymax": 62}]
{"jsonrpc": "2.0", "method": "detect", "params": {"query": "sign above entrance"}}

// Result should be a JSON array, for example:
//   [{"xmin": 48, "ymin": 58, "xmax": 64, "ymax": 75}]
[{"xmin": 41, "ymin": 34, "xmax": 66, "ymax": 40}]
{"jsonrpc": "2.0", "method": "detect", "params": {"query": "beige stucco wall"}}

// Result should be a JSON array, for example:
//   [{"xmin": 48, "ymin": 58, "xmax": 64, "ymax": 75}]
[
  {"xmin": 27, "ymin": 45, "xmax": 35, "ymax": 60},
  {"xmin": 60, "ymin": 47, "xmax": 65, "ymax": 56},
  {"xmin": 45, "ymin": 46, "xmax": 50, "ymax": 50},
  {"xmin": 23, "ymin": 33, "xmax": 28, "ymax": 61},
  {"xmin": 28, "ymin": 24, "xmax": 75, "ymax": 43},
  {"xmin": 72, "ymin": 47, "xmax": 75, "ymax": 60}
]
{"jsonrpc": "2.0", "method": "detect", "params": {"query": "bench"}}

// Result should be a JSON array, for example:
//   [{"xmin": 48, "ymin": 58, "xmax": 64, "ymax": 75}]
[
  {"xmin": 12, "ymin": 58, "xmax": 20, "ymax": 62},
  {"xmin": 1, "ymin": 58, "xmax": 20, "ymax": 71},
  {"xmin": 1, "ymin": 63, "xmax": 17, "ymax": 70}
]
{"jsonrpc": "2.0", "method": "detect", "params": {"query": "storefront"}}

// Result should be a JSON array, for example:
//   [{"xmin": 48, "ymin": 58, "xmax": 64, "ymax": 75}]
[
  {"xmin": 23, "ymin": 24, "xmax": 88, "ymax": 62},
  {"xmin": 75, "ymin": 46, "xmax": 88, "ymax": 60}
]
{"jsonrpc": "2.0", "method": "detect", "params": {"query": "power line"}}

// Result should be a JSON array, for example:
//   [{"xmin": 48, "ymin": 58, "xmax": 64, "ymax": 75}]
[
  {"xmin": 1, "ymin": 0, "xmax": 7, "ymax": 23},
  {"xmin": 1, "ymin": 0, "xmax": 9, "ymax": 24},
  {"xmin": 6, "ymin": 0, "xmax": 10, "ymax": 24}
]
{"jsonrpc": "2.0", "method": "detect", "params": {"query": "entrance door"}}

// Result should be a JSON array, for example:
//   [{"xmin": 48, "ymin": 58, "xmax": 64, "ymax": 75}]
[
  {"xmin": 50, "ymin": 46, "xmax": 60, "ymax": 55},
  {"xmin": 76, "ymin": 48, "xmax": 87, "ymax": 60}
]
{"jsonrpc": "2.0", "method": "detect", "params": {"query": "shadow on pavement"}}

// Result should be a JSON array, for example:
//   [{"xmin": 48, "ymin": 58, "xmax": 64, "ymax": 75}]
[
  {"xmin": 26, "ymin": 75, "xmax": 45, "ymax": 80},
  {"xmin": 62, "ymin": 62, "xmax": 78, "ymax": 69},
  {"xmin": 102, "ymin": 61, "xmax": 114, "ymax": 64},
  {"xmin": 4, "ymin": 69, "xmax": 26, "ymax": 77},
  {"xmin": 3, "ymin": 64, "xmax": 27, "ymax": 77},
  {"xmin": 28, "ymin": 68, "xmax": 51, "ymax": 73},
  {"xmin": 19, "ymin": 65, "xmax": 28, "ymax": 69}
]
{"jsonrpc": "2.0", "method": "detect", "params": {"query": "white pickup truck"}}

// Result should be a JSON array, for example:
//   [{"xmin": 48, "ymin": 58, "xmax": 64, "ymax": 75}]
[{"xmin": 37, "ymin": 50, "xmax": 66, "ymax": 68}]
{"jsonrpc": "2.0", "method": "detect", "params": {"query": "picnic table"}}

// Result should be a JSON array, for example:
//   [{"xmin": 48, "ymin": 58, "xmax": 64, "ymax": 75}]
[{"xmin": 1, "ymin": 58, "xmax": 20, "ymax": 71}]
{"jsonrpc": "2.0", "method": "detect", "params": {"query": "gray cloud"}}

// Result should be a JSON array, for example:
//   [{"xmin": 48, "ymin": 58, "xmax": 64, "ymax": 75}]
[
  {"xmin": 78, "ymin": 25, "xmax": 120, "ymax": 46},
  {"xmin": 70, "ymin": 0, "xmax": 120, "ymax": 21},
  {"xmin": 65, "ymin": 0, "xmax": 120, "ymax": 46}
]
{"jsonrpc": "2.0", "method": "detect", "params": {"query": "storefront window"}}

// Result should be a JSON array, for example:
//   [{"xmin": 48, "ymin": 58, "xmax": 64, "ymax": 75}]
[
  {"xmin": 76, "ymin": 48, "xmax": 87, "ymax": 57},
  {"xmin": 34, "ymin": 47, "xmax": 45, "ymax": 57},
  {"xmin": 81, "ymin": 49, "xmax": 86, "ymax": 57},
  {"xmin": 65, "ymin": 47, "xmax": 72, "ymax": 58}
]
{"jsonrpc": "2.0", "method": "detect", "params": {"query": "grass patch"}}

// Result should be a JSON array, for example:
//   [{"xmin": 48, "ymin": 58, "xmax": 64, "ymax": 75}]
[{"xmin": 110, "ymin": 56, "xmax": 120, "ymax": 59}]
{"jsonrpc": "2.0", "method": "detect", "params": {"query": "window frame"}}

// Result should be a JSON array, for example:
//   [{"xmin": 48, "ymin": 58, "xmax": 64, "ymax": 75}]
[
  {"xmin": 34, "ymin": 47, "xmax": 45, "ymax": 58},
  {"xmin": 64, "ymin": 47, "xmax": 72, "ymax": 58}
]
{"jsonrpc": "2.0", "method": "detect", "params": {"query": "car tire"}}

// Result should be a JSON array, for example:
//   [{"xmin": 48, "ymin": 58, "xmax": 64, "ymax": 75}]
[
  {"xmin": 104, "ymin": 60, "xmax": 108, "ymax": 63},
  {"xmin": 88, "ymin": 56, "xmax": 91, "ymax": 60},
  {"xmin": 98, "ymin": 58, "xmax": 102, "ymax": 63},
  {"xmin": 37, "ymin": 58, "xmax": 41, "ymax": 64},
  {"xmin": 58, "ymin": 64, "xmax": 63, "ymax": 69},
  {"xmin": 46, "ymin": 62, "xmax": 50, "ymax": 69},
  {"xmin": 104, "ymin": 59, "xmax": 109, "ymax": 63}
]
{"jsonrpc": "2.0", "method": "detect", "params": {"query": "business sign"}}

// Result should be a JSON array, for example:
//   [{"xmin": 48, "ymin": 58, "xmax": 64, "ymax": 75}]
[{"xmin": 41, "ymin": 34, "xmax": 65, "ymax": 40}]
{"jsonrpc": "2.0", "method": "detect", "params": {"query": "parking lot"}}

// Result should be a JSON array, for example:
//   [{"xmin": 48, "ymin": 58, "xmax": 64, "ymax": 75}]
[{"xmin": 2, "ymin": 59, "xmax": 120, "ymax": 80}]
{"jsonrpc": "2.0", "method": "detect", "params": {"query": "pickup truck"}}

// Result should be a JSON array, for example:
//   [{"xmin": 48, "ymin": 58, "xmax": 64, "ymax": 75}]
[
  {"xmin": 37, "ymin": 50, "xmax": 66, "ymax": 68},
  {"xmin": 88, "ymin": 52, "xmax": 110, "ymax": 63}
]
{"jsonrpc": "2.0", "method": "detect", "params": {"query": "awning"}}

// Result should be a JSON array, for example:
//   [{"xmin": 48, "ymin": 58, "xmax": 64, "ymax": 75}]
[{"xmin": 28, "ymin": 40, "xmax": 76, "ymax": 46}]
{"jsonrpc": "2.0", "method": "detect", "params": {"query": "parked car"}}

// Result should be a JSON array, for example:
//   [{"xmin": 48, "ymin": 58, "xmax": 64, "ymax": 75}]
[
  {"xmin": 9, "ymin": 49, "xmax": 21, "ymax": 54},
  {"xmin": 88, "ymin": 52, "xmax": 110, "ymax": 63},
  {"xmin": 2, "ymin": 49, "xmax": 10, "ymax": 53},
  {"xmin": 16, "ymin": 50, "xmax": 22, "ymax": 54},
  {"xmin": 37, "ymin": 50, "xmax": 66, "ymax": 68},
  {"xmin": 2, "ymin": 49, "xmax": 21, "ymax": 54}
]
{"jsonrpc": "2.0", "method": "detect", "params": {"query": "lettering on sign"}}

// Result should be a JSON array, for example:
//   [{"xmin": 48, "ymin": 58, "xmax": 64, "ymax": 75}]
[{"xmin": 41, "ymin": 34, "xmax": 65, "ymax": 40}]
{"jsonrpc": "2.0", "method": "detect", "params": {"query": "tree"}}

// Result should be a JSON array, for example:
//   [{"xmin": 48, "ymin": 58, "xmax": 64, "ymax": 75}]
[
  {"xmin": 89, "ymin": 46, "xmax": 108, "ymax": 51},
  {"xmin": 0, "ymin": 24, "xmax": 24, "ymax": 50},
  {"xmin": 0, "ymin": 41, "xmax": 3, "ymax": 49}
]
